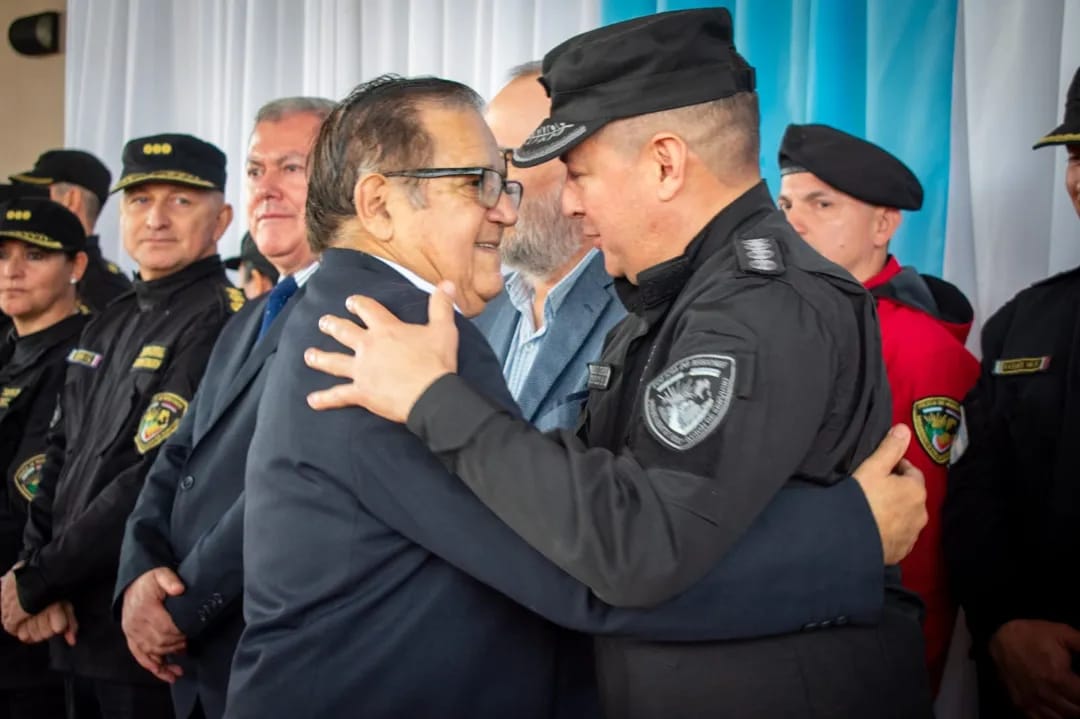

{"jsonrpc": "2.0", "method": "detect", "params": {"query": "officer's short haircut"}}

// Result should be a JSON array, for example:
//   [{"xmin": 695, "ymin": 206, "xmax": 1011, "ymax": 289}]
[
  {"xmin": 507, "ymin": 60, "xmax": 542, "ymax": 82},
  {"xmin": 53, "ymin": 181, "xmax": 101, "ymax": 225},
  {"xmin": 254, "ymin": 96, "xmax": 336, "ymax": 126},
  {"xmin": 607, "ymin": 91, "xmax": 761, "ymax": 179},
  {"xmin": 306, "ymin": 74, "xmax": 484, "ymax": 253}
]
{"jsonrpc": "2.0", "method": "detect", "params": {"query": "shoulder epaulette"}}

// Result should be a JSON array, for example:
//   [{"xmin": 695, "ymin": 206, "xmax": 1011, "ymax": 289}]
[
  {"xmin": 224, "ymin": 286, "xmax": 245, "ymax": 313},
  {"xmin": 734, "ymin": 236, "xmax": 785, "ymax": 276}
]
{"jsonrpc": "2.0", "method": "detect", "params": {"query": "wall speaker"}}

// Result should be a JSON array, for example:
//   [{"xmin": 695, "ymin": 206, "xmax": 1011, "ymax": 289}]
[{"xmin": 9, "ymin": 12, "xmax": 61, "ymax": 57}]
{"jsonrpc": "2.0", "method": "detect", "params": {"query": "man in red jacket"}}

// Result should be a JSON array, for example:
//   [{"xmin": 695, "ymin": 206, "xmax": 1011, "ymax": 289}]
[{"xmin": 777, "ymin": 123, "xmax": 980, "ymax": 693}]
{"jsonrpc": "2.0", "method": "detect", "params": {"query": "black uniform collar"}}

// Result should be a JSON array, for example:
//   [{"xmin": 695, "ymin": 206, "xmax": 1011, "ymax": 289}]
[
  {"xmin": 86, "ymin": 234, "xmax": 101, "ymax": 251},
  {"xmin": 7, "ymin": 313, "xmax": 87, "ymax": 369},
  {"xmin": 133, "ymin": 254, "xmax": 225, "ymax": 311},
  {"xmin": 616, "ymin": 181, "xmax": 775, "ymax": 315}
]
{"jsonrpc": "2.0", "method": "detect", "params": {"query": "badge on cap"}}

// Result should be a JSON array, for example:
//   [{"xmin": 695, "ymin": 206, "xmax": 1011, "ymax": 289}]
[
  {"xmin": 14, "ymin": 454, "xmax": 46, "ymax": 501},
  {"xmin": 912, "ymin": 396, "xmax": 963, "ymax": 465},
  {"xmin": 134, "ymin": 392, "xmax": 188, "ymax": 454},
  {"xmin": 644, "ymin": 354, "xmax": 735, "ymax": 451},
  {"xmin": 5, "ymin": 209, "xmax": 31, "ymax": 221}
]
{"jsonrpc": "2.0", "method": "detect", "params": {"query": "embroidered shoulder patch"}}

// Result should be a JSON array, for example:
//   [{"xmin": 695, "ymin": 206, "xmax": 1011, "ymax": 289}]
[
  {"xmin": 912, "ymin": 396, "xmax": 963, "ymax": 465},
  {"xmin": 131, "ymin": 344, "xmax": 168, "ymax": 371},
  {"xmin": 67, "ymin": 348, "xmax": 103, "ymax": 368},
  {"xmin": 992, "ymin": 356, "xmax": 1050, "ymax": 375},
  {"xmin": 13, "ymin": 453, "xmax": 46, "ymax": 501},
  {"xmin": 644, "ymin": 354, "xmax": 735, "ymax": 451},
  {"xmin": 134, "ymin": 392, "xmax": 189, "ymax": 454},
  {"xmin": 0, "ymin": 386, "xmax": 22, "ymax": 409},
  {"xmin": 225, "ymin": 286, "xmax": 245, "ymax": 313}
]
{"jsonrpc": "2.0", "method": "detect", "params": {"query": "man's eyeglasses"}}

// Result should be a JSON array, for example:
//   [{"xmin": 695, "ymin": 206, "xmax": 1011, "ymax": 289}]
[{"xmin": 382, "ymin": 167, "xmax": 523, "ymax": 210}]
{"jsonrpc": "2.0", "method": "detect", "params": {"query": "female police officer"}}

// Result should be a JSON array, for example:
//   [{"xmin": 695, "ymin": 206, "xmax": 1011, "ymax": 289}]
[{"xmin": 0, "ymin": 197, "xmax": 89, "ymax": 718}]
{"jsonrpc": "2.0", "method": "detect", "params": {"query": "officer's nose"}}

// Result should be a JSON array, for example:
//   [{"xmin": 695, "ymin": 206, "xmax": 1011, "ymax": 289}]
[
  {"xmin": 561, "ymin": 179, "xmax": 585, "ymax": 220},
  {"xmin": 781, "ymin": 204, "xmax": 808, "ymax": 236},
  {"xmin": 0, "ymin": 255, "xmax": 23, "ymax": 278},
  {"xmin": 144, "ymin": 200, "xmax": 170, "ymax": 229}
]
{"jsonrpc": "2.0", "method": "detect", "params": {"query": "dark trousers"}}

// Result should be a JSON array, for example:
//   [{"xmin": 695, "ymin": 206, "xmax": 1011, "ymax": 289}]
[
  {"xmin": 0, "ymin": 685, "xmax": 66, "ymax": 719},
  {"xmin": 64, "ymin": 676, "xmax": 174, "ymax": 719}
]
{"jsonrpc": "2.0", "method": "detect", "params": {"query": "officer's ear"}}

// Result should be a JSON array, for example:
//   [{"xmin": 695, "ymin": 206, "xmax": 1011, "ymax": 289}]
[
  {"xmin": 211, "ymin": 201, "xmax": 234, "ymax": 243},
  {"xmin": 354, "ymin": 173, "xmax": 393, "ymax": 242},
  {"xmin": 644, "ymin": 132, "xmax": 688, "ymax": 203},
  {"xmin": 873, "ymin": 207, "xmax": 902, "ymax": 248},
  {"xmin": 69, "ymin": 250, "xmax": 89, "ymax": 283}
]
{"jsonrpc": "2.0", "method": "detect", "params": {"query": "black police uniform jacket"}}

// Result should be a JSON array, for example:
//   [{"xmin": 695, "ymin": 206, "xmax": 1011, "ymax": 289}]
[
  {"xmin": 15, "ymin": 256, "xmax": 241, "ymax": 683},
  {"xmin": 945, "ymin": 266, "xmax": 1080, "ymax": 716},
  {"xmin": 406, "ymin": 183, "xmax": 933, "ymax": 718},
  {"xmin": 225, "ymin": 248, "xmax": 897, "ymax": 719},
  {"xmin": 115, "ymin": 284, "xmax": 299, "ymax": 719},
  {"xmin": 0, "ymin": 313, "xmax": 87, "ymax": 690},
  {"xmin": 78, "ymin": 234, "xmax": 132, "ymax": 312}
]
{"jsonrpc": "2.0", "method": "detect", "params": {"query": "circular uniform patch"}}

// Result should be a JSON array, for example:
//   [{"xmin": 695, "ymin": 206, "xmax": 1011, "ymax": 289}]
[
  {"xmin": 644, "ymin": 354, "xmax": 736, "ymax": 451},
  {"xmin": 912, "ymin": 396, "xmax": 962, "ymax": 465},
  {"xmin": 13, "ymin": 453, "xmax": 46, "ymax": 501},
  {"xmin": 134, "ymin": 392, "xmax": 189, "ymax": 454}
]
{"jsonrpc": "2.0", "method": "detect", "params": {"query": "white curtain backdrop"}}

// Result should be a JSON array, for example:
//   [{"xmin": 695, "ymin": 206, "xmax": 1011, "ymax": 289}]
[
  {"xmin": 945, "ymin": 0, "xmax": 1080, "ymax": 349},
  {"xmin": 63, "ymin": 0, "xmax": 600, "ymax": 270}
]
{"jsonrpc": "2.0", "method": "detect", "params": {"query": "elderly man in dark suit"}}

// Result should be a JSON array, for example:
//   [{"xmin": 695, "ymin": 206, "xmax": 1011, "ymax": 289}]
[
  {"xmin": 225, "ymin": 73, "xmax": 922, "ymax": 719},
  {"xmin": 114, "ymin": 96, "xmax": 334, "ymax": 719},
  {"xmin": 474, "ymin": 62, "xmax": 625, "ymax": 431}
]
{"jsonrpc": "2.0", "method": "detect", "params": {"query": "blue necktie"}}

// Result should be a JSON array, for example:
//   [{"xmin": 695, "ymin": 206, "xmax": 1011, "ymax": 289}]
[{"xmin": 257, "ymin": 275, "xmax": 298, "ymax": 340}]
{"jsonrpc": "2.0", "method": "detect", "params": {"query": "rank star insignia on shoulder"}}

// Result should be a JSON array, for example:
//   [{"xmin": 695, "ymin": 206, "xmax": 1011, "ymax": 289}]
[{"xmin": 644, "ymin": 354, "xmax": 736, "ymax": 450}]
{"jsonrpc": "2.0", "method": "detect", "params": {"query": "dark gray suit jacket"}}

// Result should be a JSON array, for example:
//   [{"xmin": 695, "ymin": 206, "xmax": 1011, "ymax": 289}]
[{"xmin": 115, "ymin": 284, "xmax": 302, "ymax": 719}]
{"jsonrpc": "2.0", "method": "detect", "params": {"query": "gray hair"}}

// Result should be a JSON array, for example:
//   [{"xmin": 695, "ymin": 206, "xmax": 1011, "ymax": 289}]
[
  {"xmin": 254, "ymin": 96, "xmax": 336, "ymax": 125},
  {"xmin": 53, "ymin": 181, "xmax": 101, "ymax": 224},
  {"xmin": 507, "ymin": 61, "xmax": 542, "ymax": 82}
]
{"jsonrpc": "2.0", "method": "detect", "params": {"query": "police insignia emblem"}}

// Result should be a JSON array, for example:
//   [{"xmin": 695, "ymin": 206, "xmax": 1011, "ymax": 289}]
[
  {"xmin": 644, "ymin": 354, "xmax": 735, "ymax": 450},
  {"xmin": 13, "ymin": 453, "xmax": 46, "ymax": 501},
  {"xmin": 134, "ymin": 392, "xmax": 188, "ymax": 454},
  {"xmin": 912, "ymin": 396, "xmax": 963, "ymax": 465},
  {"xmin": 0, "ymin": 386, "xmax": 22, "ymax": 409}
]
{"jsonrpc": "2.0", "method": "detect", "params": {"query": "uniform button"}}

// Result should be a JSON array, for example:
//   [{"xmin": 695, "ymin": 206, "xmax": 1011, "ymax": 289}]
[
  {"xmin": 179, "ymin": 476, "xmax": 194, "ymax": 490},
  {"xmin": 835, "ymin": 616, "xmax": 849, "ymax": 626},
  {"xmin": 801, "ymin": 621, "xmax": 820, "ymax": 631}
]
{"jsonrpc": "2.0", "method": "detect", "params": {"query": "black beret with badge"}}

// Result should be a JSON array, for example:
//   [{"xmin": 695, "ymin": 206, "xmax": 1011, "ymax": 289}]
[
  {"xmin": 0, "ymin": 197, "xmax": 87, "ymax": 253},
  {"xmin": 10, "ymin": 149, "xmax": 112, "ymax": 207},
  {"xmin": 1033, "ymin": 65, "xmax": 1080, "ymax": 149},
  {"xmin": 111, "ymin": 133, "xmax": 227, "ymax": 193},
  {"xmin": 779, "ymin": 123, "xmax": 924, "ymax": 211},
  {"xmin": 513, "ymin": 7, "xmax": 756, "ymax": 168}
]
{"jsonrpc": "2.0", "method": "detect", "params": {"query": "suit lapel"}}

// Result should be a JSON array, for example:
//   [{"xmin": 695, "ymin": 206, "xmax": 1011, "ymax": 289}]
[
  {"xmin": 195, "ymin": 289, "xmax": 302, "ymax": 443},
  {"xmin": 516, "ymin": 255, "xmax": 613, "ymax": 423}
]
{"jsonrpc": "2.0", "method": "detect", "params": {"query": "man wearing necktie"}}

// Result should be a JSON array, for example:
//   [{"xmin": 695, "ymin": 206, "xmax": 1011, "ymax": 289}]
[{"xmin": 114, "ymin": 96, "xmax": 334, "ymax": 719}]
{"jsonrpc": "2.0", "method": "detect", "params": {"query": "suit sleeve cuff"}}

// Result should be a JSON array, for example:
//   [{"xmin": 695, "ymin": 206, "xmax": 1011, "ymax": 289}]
[
  {"xmin": 406, "ymin": 373, "xmax": 503, "ymax": 451},
  {"xmin": 14, "ymin": 563, "xmax": 57, "ymax": 615}
]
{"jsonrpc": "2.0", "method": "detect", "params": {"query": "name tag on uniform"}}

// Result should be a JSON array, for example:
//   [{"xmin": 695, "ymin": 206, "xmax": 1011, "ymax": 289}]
[
  {"xmin": 993, "ymin": 356, "xmax": 1050, "ymax": 375},
  {"xmin": 587, "ymin": 363, "xmax": 613, "ymax": 391},
  {"xmin": 67, "ymin": 348, "xmax": 103, "ymax": 368},
  {"xmin": 132, "ymin": 344, "xmax": 168, "ymax": 371}
]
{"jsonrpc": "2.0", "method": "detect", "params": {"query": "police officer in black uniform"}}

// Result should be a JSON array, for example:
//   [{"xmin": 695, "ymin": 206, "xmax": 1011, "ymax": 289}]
[
  {"xmin": 0, "ymin": 198, "xmax": 90, "ymax": 718},
  {"xmin": 11, "ymin": 149, "xmax": 132, "ymax": 311},
  {"xmin": 0, "ymin": 133, "xmax": 241, "ymax": 718},
  {"xmin": 0, "ymin": 183, "xmax": 51, "ymax": 341},
  {"xmin": 304, "ymin": 9, "xmax": 932, "ymax": 718},
  {"xmin": 944, "ymin": 65, "xmax": 1080, "ymax": 719}
]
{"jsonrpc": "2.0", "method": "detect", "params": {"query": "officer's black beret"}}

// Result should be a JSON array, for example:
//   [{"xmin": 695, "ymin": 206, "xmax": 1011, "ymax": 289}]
[
  {"xmin": 111, "ymin": 133, "xmax": 227, "ymax": 193},
  {"xmin": 224, "ymin": 231, "xmax": 280, "ymax": 284},
  {"xmin": 0, "ymin": 197, "xmax": 87, "ymax": 253},
  {"xmin": 512, "ymin": 8, "xmax": 756, "ymax": 168},
  {"xmin": 10, "ymin": 149, "xmax": 112, "ymax": 207},
  {"xmin": 778, "ymin": 123, "xmax": 924, "ymax": 211},
  {"xmin": 1033, "ymin": 65, "xmax": 1080, "ymax": 149}
]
